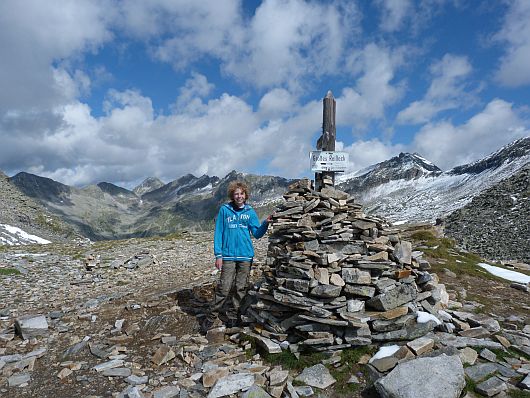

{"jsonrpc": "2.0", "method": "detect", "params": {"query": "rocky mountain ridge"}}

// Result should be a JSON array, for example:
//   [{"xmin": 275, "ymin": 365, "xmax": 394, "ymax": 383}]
[
  {"xmin": 338, "ymin": 136, "xmax": 530, "ymax": 224},
  {"xmin": 8, "ymin": 170, "xmax": 291, "ymax": 241},
  {"xmin": 3, "ymin": 137, "xmax": 529, "ymax": 245},
  {"xmin": 0, "ymin": 171, "xmax": 75, "ymax": 245}
]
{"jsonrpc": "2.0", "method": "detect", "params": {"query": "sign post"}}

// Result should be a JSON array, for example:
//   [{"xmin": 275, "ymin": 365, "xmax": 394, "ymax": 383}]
[{"xmin": 314, "ymin": 91, "xmax": 337, "ymax": 191}]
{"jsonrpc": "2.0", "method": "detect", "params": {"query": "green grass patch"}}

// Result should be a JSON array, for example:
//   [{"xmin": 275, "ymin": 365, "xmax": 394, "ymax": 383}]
[
  {"xmin": 484, "ymin": 347, "xmax": 530, "ymax": 362},
  {"xmin": 409, "ymin": 231, "xmax": 513, "ymax": 282},
  {"xmin": 0, "ymin": 268, "xmax": 21, "ymax": 276},
  {"xmin": 464, "ymin": 377, "xmax": 477, "ymax": 394},
  {"xmin": 508, "ymin": 390, "xmax": 530, "ymax": 398},
  {"xmin": 263, "ymin": 350, "xmax": 327, "ymax": 371},
  {"xmin": 329, "ymin": 346, "xmax": 374, "ymax": 396}
]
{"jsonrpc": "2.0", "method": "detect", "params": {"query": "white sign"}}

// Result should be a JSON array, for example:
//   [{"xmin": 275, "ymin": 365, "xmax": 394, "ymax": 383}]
[{"xmin": 310, "ymin": 151, "xmax": 349, "ymax": 172}]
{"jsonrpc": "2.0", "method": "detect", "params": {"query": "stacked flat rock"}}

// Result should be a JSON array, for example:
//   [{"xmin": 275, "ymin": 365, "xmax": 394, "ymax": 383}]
[{"xmin": 244, "ymin": 179, "xmax": 448, "ymax": 352}]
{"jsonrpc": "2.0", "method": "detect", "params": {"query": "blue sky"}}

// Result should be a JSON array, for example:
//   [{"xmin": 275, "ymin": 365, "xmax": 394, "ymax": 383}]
[{"xmin": 1, "ymin": 0, "xmax": 529, "ymax": 188}]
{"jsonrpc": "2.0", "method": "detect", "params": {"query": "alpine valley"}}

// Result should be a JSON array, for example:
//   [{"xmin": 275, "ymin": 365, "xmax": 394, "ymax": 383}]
[{"xmin": 1, "ymin": 137, "xmax": 529, "ymax": 261}]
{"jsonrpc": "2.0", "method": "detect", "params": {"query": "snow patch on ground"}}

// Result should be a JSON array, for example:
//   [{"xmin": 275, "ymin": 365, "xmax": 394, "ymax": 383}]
[
  {"xmin": 0, "ymin": 224, "xmax": 51, "ymax": 245},
  {"xmin": 369, "ymin": 345, "xmax": 400, "ymax": 363},
  {"xmin": 417, "ymin": 311, "xmax": 442, "ymax": 325},
  {"xmin": 477, "ymin": 263, "xmax": 530, "ymax": 284}
]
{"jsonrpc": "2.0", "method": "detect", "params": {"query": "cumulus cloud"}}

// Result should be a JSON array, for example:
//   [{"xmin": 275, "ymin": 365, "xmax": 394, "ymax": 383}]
[
  {"xmin": 376, "ymin": 0, "xmax": 413, "ymax": 32},
  {"xmin": 410, "ymin": 99, "xmax": 530, "ymax": 169},
  {"xmin": 339, "ymin": 139, "xmax": 405, "ymax": 173},
  {"xmin": 494, "ymin": 0, "xmax": 530, "ymax": 87},
  {"xmin": 223, "ymin": 0, "xmax": 360, "ymax": 91},
  {"xmin": 341, "ymin": 43, "xmax": 405, "ymax": 129},
  {"xmin": 397, "ymin": 54, "xmax": 474, "ymax": 124},
  {"xmin": 0, "ymin": 0, "xmax": 113, "ymax": 111}
]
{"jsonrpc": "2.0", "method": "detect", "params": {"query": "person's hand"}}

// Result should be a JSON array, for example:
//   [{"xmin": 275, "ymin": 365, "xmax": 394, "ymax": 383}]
[
  {"xmin": 266, "ymin": 212, "xmax": 274, "ymax": 223},
  {"xmin": 215, "ymin": 258, "xmax": 223, "ymax": 270}
]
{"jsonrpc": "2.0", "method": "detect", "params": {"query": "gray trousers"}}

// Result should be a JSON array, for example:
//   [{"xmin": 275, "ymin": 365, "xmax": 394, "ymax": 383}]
[{"xmin": 210, "ymin": 260, "xmax": 251, "ymax": 319}]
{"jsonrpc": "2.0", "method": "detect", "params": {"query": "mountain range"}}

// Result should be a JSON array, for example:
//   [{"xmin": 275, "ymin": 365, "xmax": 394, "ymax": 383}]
[
  {"xmin": 337, "ymin": 137, "xmax": 530, "ymax": 224},
  {"xmin": 1, "ymin": 137, "xmax": 529, "ymax": 261}
]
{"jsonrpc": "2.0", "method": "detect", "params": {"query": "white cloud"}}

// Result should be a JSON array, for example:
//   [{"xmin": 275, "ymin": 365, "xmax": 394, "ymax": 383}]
[
  {"xmin": 410, "ymin": 99, "xmax": 530, "ymax": 169},
  {"xmin": 376, "ymin": 0, "xmax": 413, "ymax": 32},
  {"xmin": 258, "ymin": 89, "xmax": 298, "ymax": 120},
  {"xmin": 494, "ymin": 0, "xmax": 530, "ymax": 87},
  {"xmin": 173, "ymin": 72, "xmax": 215, "ymax": 113},
  {"xmin": 223, "ymin": 0, "xmax": 360, "ymax": 91},
  {"xmin": 0, "ymin": 0, "xmax": 113, "ymax": 111},
  {"xmin": 339, "ymin": 139, "xmax": 405, "ymax": 173},
  {"xmin": 340, "ymin": 43, "xmax": 405, "ymax": 128},
  {"xmin": 397, "ymin": 54, "xmax": 473, "ymax": 124}
]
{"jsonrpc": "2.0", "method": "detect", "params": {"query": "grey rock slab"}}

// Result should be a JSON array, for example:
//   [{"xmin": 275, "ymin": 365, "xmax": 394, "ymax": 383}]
[
  {"xmin": 459, "ymin": 327, "xmax": 491, "ymax": 338},
  {"xmin": 93, "ymin": 359, "xmax": 125, "ymax": 372},
  {"xmin": 342, "ymin": 268, "xmax": 371, "ymax": 285},
  {"xmin": 241, "ymin": 385, "xmax": 272, "ymax": 398},
  {"xmin": 367, "ymin": 284, "xmax": 417, "ymax": 311},
  {"xmin": 467, "ymin": 314, "xmax": 501, "ymax": 333},
  {"xmin": 406, "ymin": 336, "xmax": 434, "ymax": 355},
  {"xmin": 343, "ymin": 284, "xmax": 376, "ymax": 298},
  {"xmin": 310, "ymin": 284, "xmax": 342, "ymax": 298},
  {"xmin": 8, "ymin": 372, "xmax": 31, "ymax": 387},
  {"xmin": 269, "ymin": 368, "xmax": 289, "ymax": 386},
  {"xmin": 207, "ymin": 373, "xmax": 255, "ymax": 398},
  {"xmin": 101, "ymin": 367, "xmax": 132, "ymax": 377},
  {"xmin": 459, "ymin": 347, "xmax": 478, "ymax": 365},
  {"xmin": 153, "ymin": 386, "xmax": 181, "ymax": 398},
  {"xmin": 465, "ymin": 363, "xmax": 498, "ymax": 382},
  {"xmin": 375, "ymin": 355, "xmax": 465, "ymax": 398},
  {"xmin": 0, "ymin": 353, "xmax": 23, "ymax": 363},
  {"xmin": 475, "ymin": 376, "xmax": 507, "ymax": 397},
  {"xmin": 435, "ymin": 333, "xmax": 503, "ymax": 349},
  {"xmin": 15, "ymin": 314, "xmax": 48, "ymax": 339},
  {"xmin": 479, "ymin": 348, "xmax": 497, "ymax": 362},
  {"xmin": 294, "ymin": 386, "xmax": 314, "ymax": 397},
  {"xmin": 126, "ymin": 375, "xmax": 149, "ymax": 385},
  {"xmin": 255, "ymin": 336, "xmax": 282, "ymax": 354},
  {"xmin": 119, "ymin": 386, "xmax": 145, "ymax": 398},
  {"xmin": 295, "ymin": 364, "xmax": 336, "ymax": 389},
  {"xmin": 394, "ymin": 241, "xmax": 412, "ymax": 265}
]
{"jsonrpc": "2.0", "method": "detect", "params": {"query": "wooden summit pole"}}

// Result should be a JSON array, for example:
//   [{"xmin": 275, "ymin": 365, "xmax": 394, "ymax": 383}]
[{"xmin": 315, "ymin": 90, "xmax": 336, "ymax": 191}]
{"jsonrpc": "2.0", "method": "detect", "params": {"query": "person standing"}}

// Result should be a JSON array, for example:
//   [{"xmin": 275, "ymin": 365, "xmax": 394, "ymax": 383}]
[{"xmin": 204, "ymin": 181, "xmax": 271, "ymax": 330}]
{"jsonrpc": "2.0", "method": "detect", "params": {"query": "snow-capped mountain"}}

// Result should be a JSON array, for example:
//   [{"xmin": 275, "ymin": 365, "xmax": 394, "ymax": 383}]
[{"xmin": 338, "ymin": 137, "xmax": 530, "ymax": 224}]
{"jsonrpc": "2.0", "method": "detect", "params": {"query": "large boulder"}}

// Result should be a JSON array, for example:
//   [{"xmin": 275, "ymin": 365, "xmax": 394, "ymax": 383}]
[{"xmin": 375, "ymin": 354, "xmax": 465, "ymax": 398}]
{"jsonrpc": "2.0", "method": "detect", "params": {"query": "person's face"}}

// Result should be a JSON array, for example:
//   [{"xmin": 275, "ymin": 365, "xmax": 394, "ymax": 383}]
[{"xmin": 233, "ymin": 188, "xmax": 246, "ymax": 206}]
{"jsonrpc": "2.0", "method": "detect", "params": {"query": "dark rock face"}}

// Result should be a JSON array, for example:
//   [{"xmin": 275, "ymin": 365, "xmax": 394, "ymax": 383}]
[
  {"xmin": 445, "ymin": 165, "xmax": 530, "ymax": 262},
  {"xmin": 97, "ymin": 182, "xmax": 136, "ymax": 198},
  {"xmin": 0, "ymin": 171, "xmax": 74, "ymax": 243},
  {"xmin": 11, "ymin": 172, "xmax": 72, "ymax": 205}
]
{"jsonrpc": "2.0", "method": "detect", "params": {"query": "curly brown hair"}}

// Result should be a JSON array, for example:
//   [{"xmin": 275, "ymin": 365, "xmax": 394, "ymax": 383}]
[{"xmin": 227, "ymin": 181, "xmax": 250, "ymax": 201}]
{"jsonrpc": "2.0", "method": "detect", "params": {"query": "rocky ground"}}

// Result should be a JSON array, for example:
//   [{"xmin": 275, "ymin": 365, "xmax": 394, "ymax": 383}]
[
  {"xmin": 1, "ymin": 231, "xmax": 529, "ymax": 398},
  {"xmin": 445, "ymin": 165, "xmax": 530, "ymax": 263}
]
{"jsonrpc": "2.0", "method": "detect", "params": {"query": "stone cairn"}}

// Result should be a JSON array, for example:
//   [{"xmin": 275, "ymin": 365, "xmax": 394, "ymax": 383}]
[{"xmin": 243, "ymin": 179, "xmax": 449, "ymax": 353}]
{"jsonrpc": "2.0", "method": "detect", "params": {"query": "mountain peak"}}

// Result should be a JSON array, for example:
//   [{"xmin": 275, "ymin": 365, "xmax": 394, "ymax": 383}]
[
  {"xmin": 133, "ymin": 177, "xmax": 165, "ymax": 196},
  {"xmin": 97, "ymin": 182, "xmax": 136, "ymax": 197}
]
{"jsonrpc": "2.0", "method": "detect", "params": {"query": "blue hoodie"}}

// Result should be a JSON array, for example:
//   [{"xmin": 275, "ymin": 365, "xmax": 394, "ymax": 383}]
[{"xmin": 214, "ymin": 203, "xmax": 269, "ymax": 262}]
